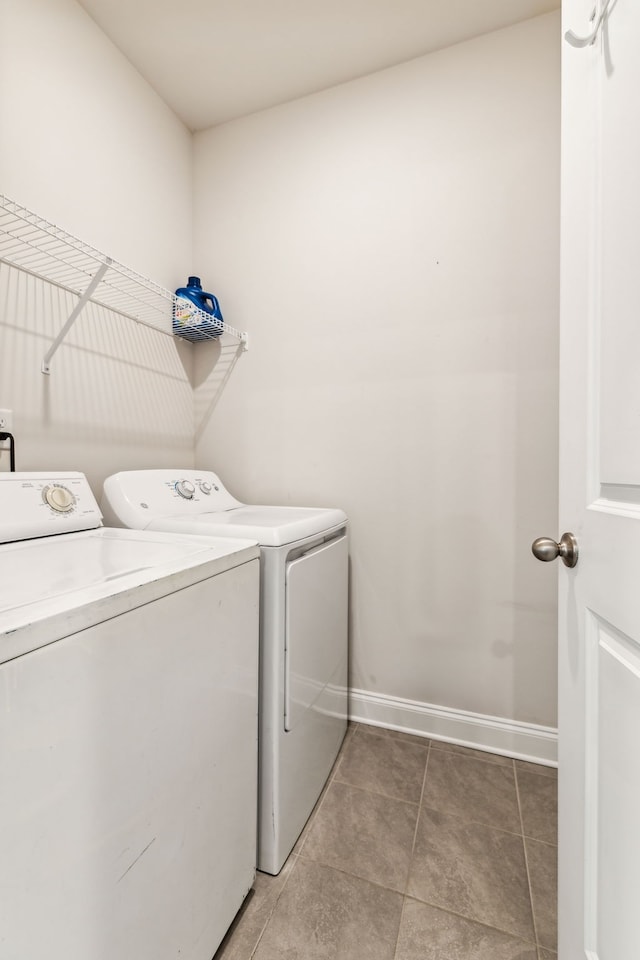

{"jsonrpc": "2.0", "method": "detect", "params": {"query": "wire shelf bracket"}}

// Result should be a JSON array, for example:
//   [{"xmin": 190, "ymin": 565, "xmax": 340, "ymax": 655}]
[
  {"xmin": 41, "ymin": 258, "xmax": 111, "ymax": 374},
  {"xmin": 0, "ymin": 194, "xmax": 249, "ymax": 375}
]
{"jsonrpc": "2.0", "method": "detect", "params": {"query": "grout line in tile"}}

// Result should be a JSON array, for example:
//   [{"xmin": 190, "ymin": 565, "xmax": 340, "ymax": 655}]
[
  {"xmin": 523, "ymin": 833, "xmax": 557, "ymax": 847},
  {"xmin": 417, "ymin": 798, "xmax": 528, "ymax": 842},
  {"xmin": 331, "ymin": 770, "xmax": 425, "ymax": 808},
  {"xmin": 400, "ymin": 893, "xmax": 540, "ymax": 950},
  {"xmin": 409, "ymin": 744, "xmax": 431, "ymax": 865},
  {"xmin": 354, "ymin": 730, "xmax": 433, "ymax": 759},
  {"xmin": 295, "ymin": 851, "xmax": 410, "ymax": 899},
  {"xmin": 295, "ymin": 784, "xmax": 337, "ymax": 858},
  {"xmin": 331, "ymin": 778, "xmax": 424, "ymax": 807},
  {"xmin": 519, "ymin": 767, "xmax": 558, "ymax": 780},
  {"xmin": 514, "ymin": 761, "xmax": 558, "ymax": 846},
  {"xmin": 431, "ymin": 747, "xmax": 519, "ymax": 770},
  {"xmin": 248, "ymin": 853, "xmax": 300, "ymax": 959},
  {"xmin": 515, "ymin": 760, "xmax": 558, "ymax": 777},
  {"xmin": 392, "ymin": 895, "xmax": 410, "ymax": 960},
  {"xmin": 429, "ymin": 741, "xmax": 516, "ymax": 766},
  {"xmin": 395, "ymin": 743, "xmax": 432, "ymax": 956},
  {"xmin": 355, "ymin": 724, "xmax": 431, "ymax": 750},
  {"xmin": 515, "ymin": 757, "xmax": 540, "ymax": 947}
]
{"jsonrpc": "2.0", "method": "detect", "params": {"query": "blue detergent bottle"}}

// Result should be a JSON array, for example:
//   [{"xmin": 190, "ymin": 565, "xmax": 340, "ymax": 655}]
[{"xmin": 173, "ymin": 276, "xmax": 224, "ymax": 341}]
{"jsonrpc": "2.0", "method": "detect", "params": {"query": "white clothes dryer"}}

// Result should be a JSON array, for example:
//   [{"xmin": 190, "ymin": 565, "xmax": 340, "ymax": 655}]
[
  {"xmin": 101, "ymin": 468, "xmax": 349, "ymax": 875},
  {"xmin": 0, "ymin": 472, "xmax": 260, "ymax": 960}
]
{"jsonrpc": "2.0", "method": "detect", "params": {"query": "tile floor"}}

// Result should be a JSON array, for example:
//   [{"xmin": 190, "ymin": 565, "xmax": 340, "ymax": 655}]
[{"xmin": 214, "ymin": 723, "xmax": 557, "ymax": 960}]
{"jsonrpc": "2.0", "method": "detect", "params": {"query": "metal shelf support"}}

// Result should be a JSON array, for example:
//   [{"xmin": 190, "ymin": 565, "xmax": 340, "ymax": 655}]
[{"xmin": 41, "ymin": 258, "xmax": 112, "ymax": 374}]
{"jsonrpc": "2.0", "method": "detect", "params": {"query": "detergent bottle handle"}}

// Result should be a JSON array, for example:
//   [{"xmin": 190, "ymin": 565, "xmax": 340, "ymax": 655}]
[{"xmin": 202, "ymin": 291, "xmax": 220, "ymax": 313}]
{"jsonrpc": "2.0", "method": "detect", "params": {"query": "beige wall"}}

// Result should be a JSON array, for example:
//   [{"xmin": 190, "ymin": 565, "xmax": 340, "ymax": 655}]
[
  {"xmin": 0, "ymin": 0, "xmax": 195, "ymax": 488},
  {"xmin": 0, "ymin": 0, "xmax": 560, "ymax": 733},
  {"xmin": 193, "ymin": 13, "xmax": 560, "ymax": 727}
]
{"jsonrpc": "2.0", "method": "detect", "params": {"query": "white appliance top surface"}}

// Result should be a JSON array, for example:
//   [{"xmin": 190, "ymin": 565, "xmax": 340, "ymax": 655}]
[
  {"xmin": 0, "ymin": 526, "xmax": 259, "ymax": 665},
  {"xmin": 149, "ymin": 506, "xmax": 347, "ymax": 547},
  {"xmin": 102, "ymin": 470, "xmax": 348, "ymax": 547}
]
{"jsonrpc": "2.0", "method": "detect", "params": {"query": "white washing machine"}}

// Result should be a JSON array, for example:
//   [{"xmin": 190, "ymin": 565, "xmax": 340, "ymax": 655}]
[
  {"xmin": 101, "ymin": 469, "xmax": 349, "ymax": 875},
  {"xmin": 0, "ymin": 472, "xmax": 260, "ymax": 960}
]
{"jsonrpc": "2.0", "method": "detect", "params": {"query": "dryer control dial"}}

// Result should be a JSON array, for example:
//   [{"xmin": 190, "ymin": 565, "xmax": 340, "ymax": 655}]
[
  {"xmin": 175, "ymin": 480, "xmax": 196, "ymax": 500},
  {"xmin": 43, "ymin": 484, "xmax": 76, "ymax": 513},
  {"xmin": 199, "ymin": 481, "xmax": 212, "ymax": 495}
]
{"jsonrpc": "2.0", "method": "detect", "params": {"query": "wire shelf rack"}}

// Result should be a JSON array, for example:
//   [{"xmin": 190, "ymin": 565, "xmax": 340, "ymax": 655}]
[{"xmin": 0, "ymin": 194, "xmax": 248, "ymax": 373}]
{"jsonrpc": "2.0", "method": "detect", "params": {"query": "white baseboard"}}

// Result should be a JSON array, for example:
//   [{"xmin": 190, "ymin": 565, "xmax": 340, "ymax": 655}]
[{"xmin": 349, "ymin": 688, "xmax": 557, "ymax": 767}]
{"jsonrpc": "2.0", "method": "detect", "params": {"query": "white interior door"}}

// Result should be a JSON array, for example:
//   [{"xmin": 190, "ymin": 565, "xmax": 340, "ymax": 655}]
[{"xmin": 559, "ymin": 2, "xmax": 640, "ymax": 957}]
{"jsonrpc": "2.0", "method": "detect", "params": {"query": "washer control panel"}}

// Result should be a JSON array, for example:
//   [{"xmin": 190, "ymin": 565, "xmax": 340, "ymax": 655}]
[
  {"xmin": 0, "ymin": 472, "xmax": 102, "ymax": 543},
  {"xmin": 42, "ymin": 483, "xmax": 77, "ymax": 513}
]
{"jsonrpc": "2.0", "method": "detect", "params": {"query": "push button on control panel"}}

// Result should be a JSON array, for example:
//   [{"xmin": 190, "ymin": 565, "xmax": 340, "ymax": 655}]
[{"xmin": 42, "ymin": 484, "xmax": 76, "ymax": 513}]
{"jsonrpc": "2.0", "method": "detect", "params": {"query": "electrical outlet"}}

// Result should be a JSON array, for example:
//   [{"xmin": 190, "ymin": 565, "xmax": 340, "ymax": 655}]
[{"xmin": 0, "ymin": 409, "xmax": 13, "ymax": 432}]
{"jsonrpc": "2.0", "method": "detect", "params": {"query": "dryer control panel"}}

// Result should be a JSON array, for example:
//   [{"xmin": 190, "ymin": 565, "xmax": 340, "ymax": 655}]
[
  {"xmin": 101, "ymin": 469, "xmax": 243, "ymax": 529},
  {"xmin": 0, "ymin": 472, "xmax": 103, "ymax": 543}
]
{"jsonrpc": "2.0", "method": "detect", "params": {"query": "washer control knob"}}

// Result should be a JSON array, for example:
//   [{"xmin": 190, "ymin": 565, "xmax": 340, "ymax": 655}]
[
  {"xmin": 43, "ymin": 484, "xmax": 76, "ymax": 513},
  {"xmin": 199, "ymin": 481, "xmax": 212, "ymax": 495},
  {"xmin": 175, "ymin": 480, "xmax": 196, "ymax": 499}
]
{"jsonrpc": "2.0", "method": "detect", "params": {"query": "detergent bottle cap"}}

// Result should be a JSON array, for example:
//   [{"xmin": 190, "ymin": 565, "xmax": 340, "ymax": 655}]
[{"xmin": 187, "ymin": 276, "xmax": 202, "ymax": 288}]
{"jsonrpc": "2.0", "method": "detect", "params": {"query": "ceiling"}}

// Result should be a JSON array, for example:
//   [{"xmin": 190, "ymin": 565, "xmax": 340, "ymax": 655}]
[{"xmin": 77, "ymin": 0, "xmax": 560, "ymax": 132}]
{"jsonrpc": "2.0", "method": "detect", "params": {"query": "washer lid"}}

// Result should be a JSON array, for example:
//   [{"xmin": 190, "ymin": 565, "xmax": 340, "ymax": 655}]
[
  {"xmin": 0, "ymin": 527, "xmax": 259, "ymax": 664},
  {"xmin": 148, "ymin": 505, "xmax": 348, "ymax": 547}
]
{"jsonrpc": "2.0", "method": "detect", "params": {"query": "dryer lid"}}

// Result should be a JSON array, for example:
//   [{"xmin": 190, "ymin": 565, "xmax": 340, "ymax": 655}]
[{"xmin": 148, "ymin": 505, "xmax": 347, "ymax": 546}]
